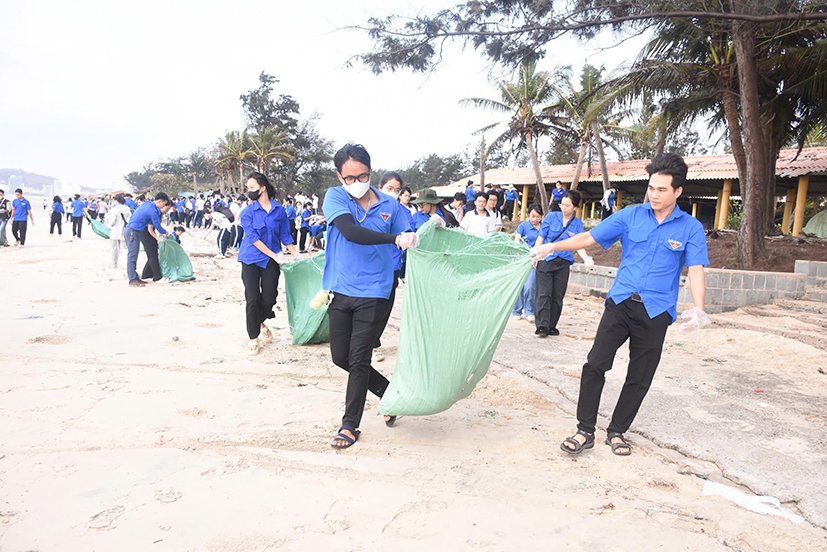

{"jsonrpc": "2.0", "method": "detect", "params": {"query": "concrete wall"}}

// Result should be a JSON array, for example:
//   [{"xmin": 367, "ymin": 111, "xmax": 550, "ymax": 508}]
[
  {"xmin": 567, "ymin": 262, "xmax": 818, "ymax": 314},
  {"xmin": 796, "ymin": 260, "xmax": 827, "ymax": 301}
]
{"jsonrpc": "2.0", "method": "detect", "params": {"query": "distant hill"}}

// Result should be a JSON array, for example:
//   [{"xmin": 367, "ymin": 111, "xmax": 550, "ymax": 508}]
[{"xmin": 0, "ymin": 168, "xmax": 57, "ymax": 193}]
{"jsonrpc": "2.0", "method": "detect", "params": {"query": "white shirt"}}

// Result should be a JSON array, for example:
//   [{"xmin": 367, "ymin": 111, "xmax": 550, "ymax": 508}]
[
  {"xmin": 460, "ymin": 209, "xmax": 497, "ymax": 237},
  {"xmin": 106, "ymin": 204, "xmax": 132, "ymax": 240},
  {"xmin": 211, "ymin": 211, "xmax": 232, "ymax": 231},
  {"xmin": 312, "ymin": 195, "xmax": 319, "ymax": 209},
  {"xmin": 196, "ymin": 198, "xmax": 205, "ymax": 210},
  {"xmin": 487, "ymin": 208, "xmax": 503, "ymax": 230}
]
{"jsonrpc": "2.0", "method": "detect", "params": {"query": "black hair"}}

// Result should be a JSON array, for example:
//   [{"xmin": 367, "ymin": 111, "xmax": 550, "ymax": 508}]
[
  {"xmin": 380, "ymin": 171, "xmax": 403, "ymax": 187},
  {"xmin": 0, "ymin": 189, "xmax": 4, "ymax": 194},
  {"xmin": 137, "ymin": 195, "xmax": 146, "ymax": 201},
  {"xmin": 124, "ymin": 193, "xmax": 133, "ymax": 198},
  {"xmin": 399, "ymin": 186, "xmax": 412, "ymax": 196},
  {"xmin": 246, "ymin": 171, "xmax": 277, "ymax": 199},
  {"xmin": 74, "ymin": 194, "xmax": 80, "ymax": 199},
  {"xmin": 646, "ymin": 153, "xmax": 687, "ymax": 190},
  {"xmin": 474, "ymin": 191, "xmax": 487, "ymax": 200},
  {"xmin": 305, "ymin": 202, "xmax": 313, "ymax": 208},
  {"xmin": 563, "ymin": 190, "xmax": 582, "ymax": 208},
  {"xmin": 435, "ymin": 204, "xmax": 460, "ymax": 228},
  {"xmin": 467, "ymin": 180, "xmax": 474, "ymax": 186},
  {"xmin": 333, "ymin": 143, "xmax": 371, "ymax": 172},
  {"xmin": 238, "ymin": 195, "xmax": 247, "ymax": 202},
  {"xmin": 114, "ymin": 194, "xmax": 125, "ymax": 204},
  {"xmin": 174, "ymin": 226, "xmax": 185, "ymax": 233},
  {"xmin": 15, "ymin": 188, "xmax": 23, "ymax": 194},
  {"xmin": 528, "ymin": 203, "xmax": 543, "ymax": 216},
  {"xmin": 453, "ymin": 192, "xmax": 466, "ymax": 203},
  {"xmin": 52, "ymin": 195, "xmax": 61, "ymax": 203},
  {"xmin": 485, "ymin": 190, "xmax": 499, "ymax": 200},
  {"xmin": 199, "ymin": 194, "xmax": 204, "ymax": 199}
]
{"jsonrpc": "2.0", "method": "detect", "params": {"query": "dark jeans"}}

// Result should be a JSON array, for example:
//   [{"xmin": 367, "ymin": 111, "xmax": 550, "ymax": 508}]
[
  {"xmin": 299, "ymin": 227, "xmax": 309, "ymax": 251},
  {"xmin": 328, "ymin": 293, "xmax": 391, "ymax": 429},
  {"xmin": 72, "ymin": 216, "xmax": 83, "ymax": 238},
  {"xmin": 50, "ymin": 212, "xmax": 62, "ymax": 235},
  {"xmin": 504, "ymin": 199, "xmax": 515, "ymax": 219},
  {"xmin": 233, "ymin": 226, "xmax": 244, "ymax": 248},
  {"xmin": 217, "ymin": 228, "xmax": 231, "ymax": 256},
  {"xmin": 139, "ymin": 228, "xmax": 162, "ymax": 281},
  {"xmin": 576, "ymin": 298, "xmax": 671, "ymax": 435},
  {"xmin": 194, "ymin": 210, "xmax": 203, "ymax": 228},
  {"xmin": 241, "ymin": 260, "xmax": 279, "ymax": 339},
  {"xmin": 289, "ymin": 223, "xmax": 297, "ymax": 246},
  {"xmin": 372, "ymin": 270, "xmax": 400, "ymax": 349},
  {"xmin": 11, "ymin": 220, "xmax": 27, "ymax": 245},
  {"xmin": 535, "ymin": 257, "xmax": 570, "ymax": 332}
]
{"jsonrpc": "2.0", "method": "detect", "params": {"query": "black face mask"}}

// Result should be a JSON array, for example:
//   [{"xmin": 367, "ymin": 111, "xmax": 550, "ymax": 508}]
[{"xmin": 247, "ymin": 189, "xmax": 261, "ymax": 201}]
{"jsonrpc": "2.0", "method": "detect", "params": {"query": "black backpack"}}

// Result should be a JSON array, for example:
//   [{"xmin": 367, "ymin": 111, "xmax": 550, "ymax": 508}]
[{"xmin": 218, "ymin": 205, "xmax": 234, "ymax": 223}]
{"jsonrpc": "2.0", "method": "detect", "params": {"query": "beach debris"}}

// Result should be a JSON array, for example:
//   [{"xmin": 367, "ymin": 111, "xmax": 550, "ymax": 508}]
[
  {"xmin": 562, "ymin": 371, "xmax": 581, "ymax": 379},
  {"xmin": 26, "ymin": 315, "xmax": 44, "ymax": 319},
  {"xmin": 172, "ymin": 336, "xmax": 179, "ymax": 342},
  {"xmin": 755, "ymin": 389, "xmax": 764, "ymax": 393},
  {"xmin": 702, "ymin": 481, "xmax": 803, "ymax": 524}
]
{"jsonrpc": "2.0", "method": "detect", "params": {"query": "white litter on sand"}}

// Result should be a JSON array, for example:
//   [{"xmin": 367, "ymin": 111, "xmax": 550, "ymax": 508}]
[{"xmin": 703, "ymin": 481, "xmax": 804, "ymax": 524}]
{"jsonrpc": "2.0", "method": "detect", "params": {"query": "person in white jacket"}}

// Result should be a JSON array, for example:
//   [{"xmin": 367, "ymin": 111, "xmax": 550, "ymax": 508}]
[{"xmin": 105, "ymin": 194, "xmax": 132, "ymax": 268}]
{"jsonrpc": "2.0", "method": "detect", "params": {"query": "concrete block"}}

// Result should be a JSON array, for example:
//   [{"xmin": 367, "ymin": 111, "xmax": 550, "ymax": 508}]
[
  {"xmin": 705, "ymin": 272, "xmax": 718, "ymax": 287},
  {"xmin": 717, "ymin": 272, "xmax": 731, "ymax": 289},
  {"xmin": 784, "ymin": 277, "xmax": 799, "ymax": 292},
  {"xmin": 746, "ymin": 290, "xmax": 758, "ymax": 305},
  {"xmin": 765, "ymin": 275, "xmax": 778, "ymax": 290},
  {"xmin": 707, "ymin": 288, "xmax": 722, "ymax": 306},
  {"xmin": 795, "ymin": 260, "xmax": 813, "ymax": 276},
  {"xmin": 756, "ymin": 291, "xmax": 771, "ymax": 304},
  {"xmin": 797, "ymin": 277, "xmax": 806, "ymax": 292},
  {"xmin": 730, "ymin": 273, "xmax": 743, "ymax": 289},
  {"xmin": 754, "ymin": 274, "xmax": 765, "ymax": 290},
  {"xmin": 818, "ymin": 262, "xmax": 827, "ymax": 278},
  {"xmin": 736, "ymin": 290, "xmax": 748, "ymax": 306},
  {"xmin": 742, "ymin": 273, "xmax": 755, "ymax": 290},
  {"xmin": 706, "ymin": 305, "xmax": 723, "ymax": 314}
]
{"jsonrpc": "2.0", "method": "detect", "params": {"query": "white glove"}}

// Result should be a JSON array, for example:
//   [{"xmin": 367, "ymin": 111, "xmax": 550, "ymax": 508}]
[
  {"xmin": 430, "ymin": 213, "xmax": 445, "ymax": 229},
  {"xmin": 273, "ymin": 252, "xmax": 287, "ymax": 264},
  {"xmin": 396, "ymin": 232, "xmax": 420, "ymax": 250},
  {"xmin": 292, "ymin": 251, "xmax": 304, "ymax": 261},
  {"xmin": 584, "ymin": 256, "xmax": 595, "ymax": 269},
  {"xmin": 679, "ymin": 307, "xmax": 711, "ymax": 336},
  {"xmin": 530, "ymin": 244, "xmax": 551, "ymax": 262}
]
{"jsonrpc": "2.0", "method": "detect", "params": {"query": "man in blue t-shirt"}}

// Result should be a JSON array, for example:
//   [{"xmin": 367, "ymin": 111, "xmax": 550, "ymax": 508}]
[
  {"xmin": 70, "ymin": 194, "xmax": 85, "ymax": 239},
  {"xmin": 323, "ymin": 143, "xmax": 417, "ymax": 450},
  {"xmin": 10, "ymin": 188, "xmax": 34, "ymax": 246},
  {"xmin": 283, "ymin": 197, "xmax": 297, "ymax": 245},
  {"xmin": 503, "ymin": 187, "xmax": 519, "ymax": 220},
  {"xmin": 534, "ymin": 154, "xmax": 709, "ymax": 457},
  {"xmin": 124, "ymin": 192, "xmax": 173, "ymax": 286}
]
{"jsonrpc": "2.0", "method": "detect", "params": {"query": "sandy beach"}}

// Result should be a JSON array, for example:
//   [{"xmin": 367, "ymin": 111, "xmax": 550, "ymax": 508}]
[{"xmin": 2, "ymin": 204, "xmax": 826, "ymax": 551}]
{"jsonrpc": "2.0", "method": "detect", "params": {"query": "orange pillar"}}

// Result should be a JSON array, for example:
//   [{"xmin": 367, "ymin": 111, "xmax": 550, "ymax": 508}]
[{"xmin": 792, "ymin": 176, "xmax": 809, "ymax": 237}]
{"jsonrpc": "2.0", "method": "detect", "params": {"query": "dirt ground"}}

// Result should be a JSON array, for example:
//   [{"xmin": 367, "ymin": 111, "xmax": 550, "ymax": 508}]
[{"xmin": 2, "ymin": 205, "xmax": 827, "ymax": 551}]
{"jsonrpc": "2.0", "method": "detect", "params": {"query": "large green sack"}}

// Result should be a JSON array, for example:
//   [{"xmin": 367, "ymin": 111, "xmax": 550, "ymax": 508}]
[
  {"xmin": 379, "ymin": 220, "xmax": 533, "ymax": 416},
  {"xmin": 282, "ymin": 253, "xmax": 330, "ymax": 345},
  {"xmin": 158, "ymin": 239, "xmax": 195, "ymax": 282},
  {"xmin": 86, "ymin": 215, "xmax": 111, "ymax": 239},
  {"xmin": 803, "ymin": 209, "xmax": 827, "ymax": 238}
]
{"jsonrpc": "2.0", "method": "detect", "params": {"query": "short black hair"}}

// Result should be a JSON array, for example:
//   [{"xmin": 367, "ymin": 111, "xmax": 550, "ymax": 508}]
[
  {"xmin": 399, "ymin": 186, "xmax": 412, "ymax": 196},
  {"xmin": 154, "ymin": 192, "xmax": 170, "ymax": 202},
  {"xmin": 467, "ymin": 180, "xmax": 474, "ymax": 186},
  {"xmin": 528, "ymin": 203, "xmax": 543, "ymax": 216},
  {"xmin": 174, "ymin": 226, "xmax": 185, "ymax": 233},
  {"xmin": 15, "ymin": 188, "xmax": 22, "ymax": 194},
  {"xmin": 333, "ymin": 143, "xmax": 371, "ymax": 173},
  {"xmin": 563, "ymin": 190, "xmax": 582, "ymax": 208},
  {"xmin": 486, "ymin": 191, "xmax": 498, "ymax": 200},
  {"xmin": 115, "ymin": 194, "xmax": 125, "ymax": 204},
  {"xmin": 475, "ymin": 191, "xmax": 487, "ymax": 201},
  {"xmin": 453, "ymin": 192, "xmax": 466, "ymax": 203},
  {"xmin": 646, "ymin": 153, "xmax": 688, "ymax": 190},
  {"xmin": 124, "ymin": 193, "xmax": 133, "ymax": 198},
  {"xmin": 380, "ymin": 171, "xmax": 403, "ymax": 187}
]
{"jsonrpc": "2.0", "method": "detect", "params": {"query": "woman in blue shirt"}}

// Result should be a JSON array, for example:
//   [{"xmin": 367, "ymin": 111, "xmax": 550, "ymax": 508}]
[
  {"xmin": 298, "ymin": 202, "xmax": 312, "ymax": 252},
  {"xmin": 238, "ymin": 172, "xmax": 298, "ymax": 356},
  {"xmin": 512, "ymin": 204, "xmax": 543, "ymax": 322},
  {"xmin": 533, "ymin": 190, "xmax": 593, "ymax": 338},
  {"xmin": 10, "ymin": 188, "xmax": 34, "ymax": 246},
  {"xmin": 49, "ymin": 195, "xmax": 65, "ymax": 236}
]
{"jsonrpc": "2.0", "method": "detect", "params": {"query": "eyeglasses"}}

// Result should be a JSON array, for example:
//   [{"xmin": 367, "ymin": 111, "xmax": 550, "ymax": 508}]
[{"xmin": 340, "ymin": 173, "xmax": 370, "ymax": 185}]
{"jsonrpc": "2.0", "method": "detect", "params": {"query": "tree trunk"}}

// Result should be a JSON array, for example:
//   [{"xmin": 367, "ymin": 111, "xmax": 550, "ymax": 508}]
[
  {"xmin": 479, "ymin": 136, "xmax": 486, "ymax": 190},
  {"xmin": 721, "ymin": 88, "xmax": 747, "ymax": 182},
  {"xmin": 762, "ymin": 107, "xmax": 780, "ymax": 230},
  {"xmin": 592, "ymin": 121, "xmax": 611, "ymax": 192},
  {"xmin": 570, "ymin": 133, "xmax": 589, "ymax": 191},
  {"xmin": 526, "ymin": 133, "xmax": 549, "ymax": 215},
  {"xmin": 732, "ymin": 21, "xmax": 768, "ymax": 269}
]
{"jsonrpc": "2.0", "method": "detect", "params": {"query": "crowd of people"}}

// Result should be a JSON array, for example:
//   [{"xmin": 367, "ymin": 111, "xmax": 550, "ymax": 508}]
[{"xmin": 3, "ymin": 147, "xmax": 710, "ymax": 457}]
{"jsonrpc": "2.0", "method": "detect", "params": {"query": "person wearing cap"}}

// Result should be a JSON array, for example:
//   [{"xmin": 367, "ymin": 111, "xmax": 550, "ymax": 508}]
[
  {"xmin": 459, "ymin": 192, "xmax": 497, "ymax": 237},
  {"xmin": 323, "ymin": 143, "xmax": 417, "ymax": 449},
  {"xmin": 410, "ymin": 189, "xmax": 458, "ymax": 231},
  {"xmin": 551, "ymin": 181, "xmax": 566, "ymax": 211},
  {"xmin": 504, "ymin": 186, "xmax": 519, "ymax": 220},
  {"xmin": 10, "ymin": 188, "xmax": 34, "ymax": 247},
  {"xmin": 124, "ymin": 192, "xmax": 172, "ymax": 287},
  {"xmin": 533, "ymin": 153, "xmax": 709, "ymax": 457}
]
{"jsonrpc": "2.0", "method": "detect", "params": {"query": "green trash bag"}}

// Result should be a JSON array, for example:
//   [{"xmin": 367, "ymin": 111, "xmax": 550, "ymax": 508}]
[
  {"xmin": 282, "ymin": 252, "xmax": 330, "ymax": 345},
  {"xmin": 379, "ymin": 219, "xmax": 533, "ymax": 417},
  {"xmin": 85, "ymin": 215, "xmax": 111, "ymax": 239},
  {"xmin": 158, "ymin": 239, "xmax": 196, "ymax": 282}
]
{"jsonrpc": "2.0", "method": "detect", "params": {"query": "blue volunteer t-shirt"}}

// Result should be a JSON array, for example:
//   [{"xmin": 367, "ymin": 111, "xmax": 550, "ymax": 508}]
[
  {"xmin": 52, "ymin": 202, "xmax": 65, "ymax": 214},
  {"xmin": 465, "ymin": 187, "xmax": 476, "ymax": 202},
  {"xmin": 126, "ymin": 200, "xmax": 167, "ymax": 234},
  {"xmin": 12, "ymin": 198, "xmax": 32, "ymax": 221},
  {"xmin": 515, "ymin": 220, "xmax": 541, "ymax": 247},
  {"xmin": 589, "ymin": 203, "xmax": 709, "ymax": 323},
  {"xmin": 551, "ymin": 187, "xmax": 566, "ymax": 202},
  {"xmin": 540, "ymin": 211, "xmax": 584, "ymax": 263},
  {"xmin": 238, "ymin": 200, "xmax": 293, "ymax": 268},
  {"xmin": 410, "ymin": 209, "xmax": 444, "ymax": 232},
  {"xmin": 300, "ymin": 208, "xmax": 311, "ymax": 229},
  {"xmin": 323, "ymin": 186, "xmax": 411, "ymax": 299},
  {"xmin": 285, "ymin": 204, "xmax": 296, "ymax": 221},
  {"xmin": 71, "ymin": 199, "xmax": 84, "ymax": 217},
  {"xmin": 505, "ymin": 189, "xmax": 518, "ymax": 201}
]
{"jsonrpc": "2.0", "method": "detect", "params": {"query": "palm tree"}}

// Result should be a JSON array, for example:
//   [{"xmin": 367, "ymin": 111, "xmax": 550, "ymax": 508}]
[
  {"xmin": 249, "ymin": 127, "xmax": 294, "ymax": 177},
  {"xmin": 215, "ymin": 130, "xmax": 254, "ymax": 195},
  {"xmin": 460, "ymin": 61, "xmax": 554, "ymax": 213}
]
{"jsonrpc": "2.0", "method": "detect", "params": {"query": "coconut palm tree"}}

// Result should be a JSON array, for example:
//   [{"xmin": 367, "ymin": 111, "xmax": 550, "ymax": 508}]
[
  {"xmin": 216, "ymin": 130, "xmax": 254, "ymax": 195},
  {"xmin": 249, "ymin": 127, "xmax": 294, "ymax": 177},
  {"xmin": 460, "ymin": 61, "xmax": 555, "ymax": 213}
]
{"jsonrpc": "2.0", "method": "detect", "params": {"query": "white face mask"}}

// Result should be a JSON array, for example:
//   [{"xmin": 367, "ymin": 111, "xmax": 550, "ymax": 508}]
[
  {"xmin": 383, "ymin": 189, "xmax": 399, "ymax": 199},
  {"xmin": 344, "ymin": 181, "xmax": 370, "ymax": 199}
]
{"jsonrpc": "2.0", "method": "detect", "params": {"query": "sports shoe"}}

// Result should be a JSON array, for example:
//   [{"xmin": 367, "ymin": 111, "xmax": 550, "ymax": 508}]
[
  {"xmin": 534, "ymin": 328, "xmax": 548, "ymax": 338},
  {"xmin": 526, "ymin": 314, "xmax": 535, "ymax": 323},
  {"xmin": 549, "ymin": 328, "xmax": 560, "ymax": 336}
]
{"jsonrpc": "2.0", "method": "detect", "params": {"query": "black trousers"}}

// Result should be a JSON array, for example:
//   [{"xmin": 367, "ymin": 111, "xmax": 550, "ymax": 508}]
[
  {"xmin": 328, "ymin": 293, "xmax": 390, "ymax": 429},
  {"xmin": 241, "ymin": 260, "xmax": 279, "ymax": 339},
  {"xmin": 50, "ymin": 212, "xmax": 62, "ymax": 235},
  {"xmin": 372, "ymin": 270, "xmax": 400, "ymax": 349},
  {"xmin": 289, "ymin": 222, "xmax": 297, "ymax": 246},
  {"xmin": 138, "ymin": 228, "xmax": 162, "ymax": 281},
  {"xmin": 576, "ymin": 298, "xmax": 671, "ymax": 435},
  {"xmin": 535, "ymin": 257, "xmax": 570, "ymax": 332},
  {"xmin": 299, "ymin": 227, "xmax": 309, "ymax": 251},
  {"xmin": 11, "ymin": 221, "xmax": 27, "ymax": 245},
  {"xmin": 504, "ymin": 199, "xmax": 515, "ymax": 219},
  {"xmin": 72, "ymin": 216, "xmax": 83, "ymax": 237}
]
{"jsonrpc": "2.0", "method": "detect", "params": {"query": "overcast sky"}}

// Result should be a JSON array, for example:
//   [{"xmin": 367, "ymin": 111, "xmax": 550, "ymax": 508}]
[{"xmin": 0, "ymin": 0, "xmax": 646, "ymax": 190}]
